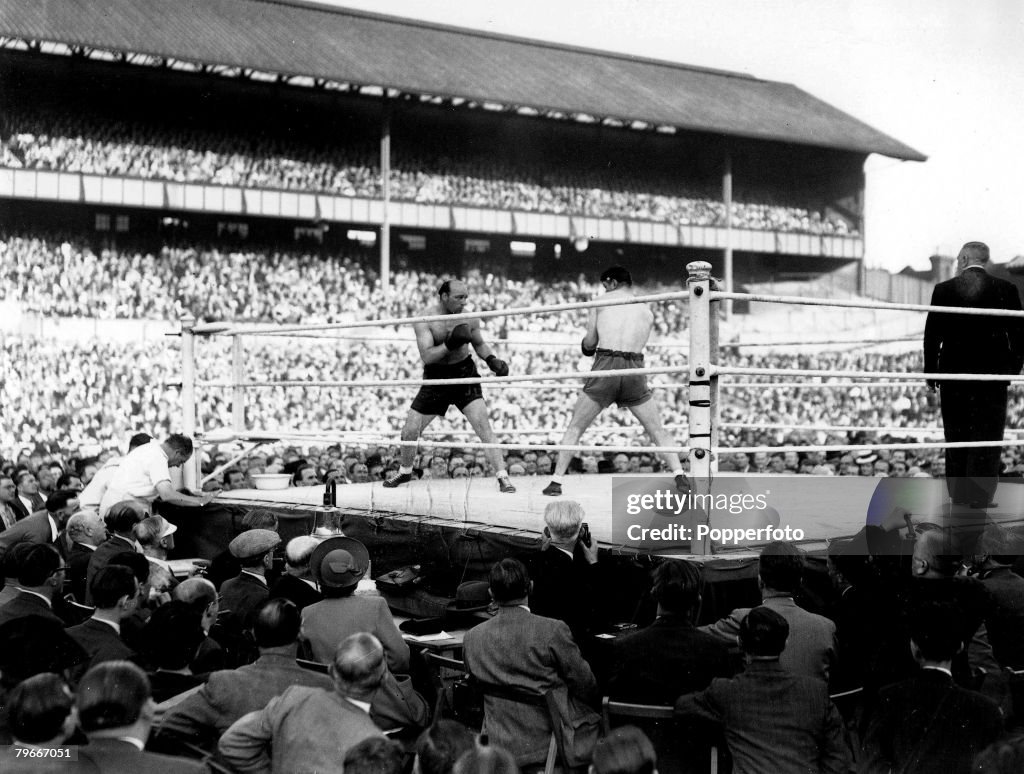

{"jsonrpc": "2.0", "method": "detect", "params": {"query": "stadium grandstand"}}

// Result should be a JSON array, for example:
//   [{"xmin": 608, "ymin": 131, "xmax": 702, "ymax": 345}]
[{"xmin": 7, "ymin": 5, "xmax": 1024, "ymax": 772}]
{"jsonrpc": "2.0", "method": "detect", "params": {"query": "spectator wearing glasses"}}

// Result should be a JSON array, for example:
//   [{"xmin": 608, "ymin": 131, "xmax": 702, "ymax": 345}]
[{"xmin": 0, "ymin": 476, "xmax": 28, "ymax": 528}]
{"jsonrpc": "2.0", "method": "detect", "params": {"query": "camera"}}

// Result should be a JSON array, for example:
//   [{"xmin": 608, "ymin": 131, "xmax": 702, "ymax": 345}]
[{"xmin": 578, "ymin": 522, "xmax": 592, "ymax": 548}]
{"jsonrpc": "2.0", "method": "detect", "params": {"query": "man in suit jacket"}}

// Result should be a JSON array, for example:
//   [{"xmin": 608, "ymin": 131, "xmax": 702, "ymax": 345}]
[
  {"xmin": 529, "ymin": 500, "xmax": 602, "ymax": 642},
  {"xmin": 64, "ymin": 509, "xmax": 107, "ymax": 603},
  {"xmin": 677, "ymin": 607, "xmax": 851, "ymax": 774},
  {"xmin": 269, "ymin": 536, "xmax": 323, "ymax": 612},
  {"xmin": 606, "ymin": 559, "xmax": 734, "ymax": 704},
  {"xmin": 66, "ymin": 565, "xmax": 139, "ymax": 678},
  {"xmin": 924, "ymin": 241, "xmax": 1024, "ymax": 508},
  {"xmin": 463, "ymin": 558, "xmax": 600, "ymax": 768},
  {"xmin": 0, "ymin": 490, "xmax": 80, "ymax": 561},
  {"xmin": 701, "ymin": 541, "xmax": 837, "ymax": 685},
  {"xmin": 0, "ymin": 475, "xmax": 28, "ymax": 529},
  {"xmin": 219, "ymin": 632, "xmax": 387, "ymax": 774},
  {"xmin": 300, "ymin": 536, "xmax": 409, "ymax": 671},
  {"xmin": 14, "ymin": 470, "xmax": 45, "ymax": 516},
  {"xmin": 85, "ymin": 500, "xmax": 145, "ymax": 604},
  {"xmin": 157, "ymin": 598, "xmax": 426, "ymax": 749},
  {"xmin": 219, "ymin": 529, "xmax": 280, "ymax": 631},
  {"xmin": 76, "ymin": 661, "xmax": 206, "ymax": 774},
  {"xmin": 0, "ymin": 544, "xmax": 66, "ymax": 628},
  {"xmin": 859, "ymin": 600, "xmax": 1003, "ymax": 774}
]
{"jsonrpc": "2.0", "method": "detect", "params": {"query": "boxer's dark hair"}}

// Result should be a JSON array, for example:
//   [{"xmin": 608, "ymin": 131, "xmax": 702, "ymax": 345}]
[{"xmin": 438, "ymin": 280, "xmax": 453, "ymax": 297}]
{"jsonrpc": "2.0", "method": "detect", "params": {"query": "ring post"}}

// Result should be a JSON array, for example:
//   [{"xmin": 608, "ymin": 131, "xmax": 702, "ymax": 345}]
[
  {"xmin": 232, "ymin": 335, "xmax": 245, "ymax": 437},
  {"xmin": 686, "ymin": 261, "xmax": 715, "ymax": 556},
  {"xmin": 180, "ymin": 313, "xmax": 199, "ymax": 492}
]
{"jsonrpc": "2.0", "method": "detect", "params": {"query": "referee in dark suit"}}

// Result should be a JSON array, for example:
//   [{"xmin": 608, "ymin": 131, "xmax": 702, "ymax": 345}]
[{"xmin": 924, "ymin": 241, "xmax": 1024, "ymax": 508}]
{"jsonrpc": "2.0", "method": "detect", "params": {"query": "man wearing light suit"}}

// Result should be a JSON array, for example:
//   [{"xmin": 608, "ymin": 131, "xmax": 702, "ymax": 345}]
[
  {"xmin": 219, "ymin": 632, "xmax": 387, "ymax": 774},
  {"xmin": 924, "ymin": 241, "xmax": 1024, "ymax": 508},
  {"xmin": 158, "ymin": 598, "xmax": 426, "ymax": 749},
  {"xmin": 463, "ymin": 558, "xmax": 600, "ymax": 769}
]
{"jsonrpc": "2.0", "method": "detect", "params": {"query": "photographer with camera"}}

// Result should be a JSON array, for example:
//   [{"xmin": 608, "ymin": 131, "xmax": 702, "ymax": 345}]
[{"xmin": 530, "ymin": 501, "xmax": 602, "ymax": 649}]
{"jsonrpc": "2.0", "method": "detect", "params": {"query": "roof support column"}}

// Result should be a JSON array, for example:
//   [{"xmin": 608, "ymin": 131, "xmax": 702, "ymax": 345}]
[
  {"xmin": 722, "ymin": 151, "xmax": 733, "ymax": 320},
  {"xmin": 380, "ymin": 102, "xmax": 392, "ymax": 297}
]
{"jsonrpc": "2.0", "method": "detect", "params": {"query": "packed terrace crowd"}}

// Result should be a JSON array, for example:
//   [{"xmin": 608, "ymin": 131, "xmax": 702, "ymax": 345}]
[
  {"xmin": 0, "ymin": 235, "xmax": 689, "ymax": 332},
  {"xmin": 2, "ymin": 107, "xmax": 856, "ymax": 235}
]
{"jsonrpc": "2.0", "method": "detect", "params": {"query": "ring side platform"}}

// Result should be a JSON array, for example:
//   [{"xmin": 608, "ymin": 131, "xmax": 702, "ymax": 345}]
[{"xmin": 161, "ymin": 474, "xmax": 1024, "ymax": 619}]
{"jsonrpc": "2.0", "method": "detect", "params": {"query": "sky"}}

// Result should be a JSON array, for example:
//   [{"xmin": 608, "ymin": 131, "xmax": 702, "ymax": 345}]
[{"xmin": 315, "ymin": 0, "xmax": 1024, "ymax": 271}]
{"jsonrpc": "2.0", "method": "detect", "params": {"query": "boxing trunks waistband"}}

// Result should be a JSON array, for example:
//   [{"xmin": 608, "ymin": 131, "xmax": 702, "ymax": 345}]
[{"xmin": 595, "ymin": 349, "xmax": 644, "ymax": 362}]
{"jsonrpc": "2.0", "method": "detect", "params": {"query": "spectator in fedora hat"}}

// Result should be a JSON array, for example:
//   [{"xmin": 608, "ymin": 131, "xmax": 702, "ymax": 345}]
[{"xmin": 300, "ymin": 536, "xmax": 409, "ymax": 671}]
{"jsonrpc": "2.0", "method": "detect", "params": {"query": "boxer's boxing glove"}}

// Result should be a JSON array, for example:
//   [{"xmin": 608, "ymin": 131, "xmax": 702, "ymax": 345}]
[
  {"xmin": 445, "ymin": 323, "xmax": 474, "ymax": 350},
  {"xmin": 486, "ymin": 355, "xmax": 509, "ymax": 377}
]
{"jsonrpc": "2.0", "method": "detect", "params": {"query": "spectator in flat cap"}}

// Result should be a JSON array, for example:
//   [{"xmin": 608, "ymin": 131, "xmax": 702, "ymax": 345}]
[
  {"xmin": 300, "ymin": 536, "xmax": 410, "ymax": 671},
  {"xmin": 76, "ymin": 661, "xmax": 205, "ymax": 773},
  {"xmin": 0, "ymin": 544, "xmax": 65, "ymax": 628},
  {"xmin": 269, "ymin": 536, "xmax": 323, "ymax": 612},
  {"xmin": 219, "ymin": 529, "xmax": 281, "ymax": 633},
  {"xmin": 7, "ymin": 673, "xmax": 77, "ymax": 750},
  {"xmin": 205, "ymin": 508, "xmax": 280, "ymax": 591},
  {"xmin": 219, "ymin": 632, "xmax": 388, "ymax": 774}
]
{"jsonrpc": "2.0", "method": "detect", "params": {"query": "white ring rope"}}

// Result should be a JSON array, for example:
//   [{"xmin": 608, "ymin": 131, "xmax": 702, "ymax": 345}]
[
  {"xmin": 195, "ymin": 365, "xmax": 687, "ymax": 390},
  {"xmin": 720, "ymin": 439, "xmax": 1024, "ymax": 455},
  {"xmin": 203, "ymin": 429, "xmax": 689, "ymax": 455},
  {"xmin": 716, "ymin": 366, "xmax": 1024, "ymax": 382},
  {"xmin": 217, "ymin": 290, "xmax": 690, "ymax": 337},
  {"xmin": 721, "ymin": 381, "xmax": 927, "ymax": 389},
  {"xmin": 287, "ymin": 422, "xmax": 1024, "ymax": 440},
  {"xmin": 712, "ymin": 290, "xmax": 1024, "ymax": 319}
]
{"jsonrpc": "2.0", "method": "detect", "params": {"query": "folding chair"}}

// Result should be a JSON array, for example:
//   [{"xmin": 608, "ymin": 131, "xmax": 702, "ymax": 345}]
[
  {"xmin": 603, "ymin": 696, "xmax": 721, "ymax": 774},
  {"xmin": 476, "ymin": 681, "xmax": 565, "ymax": 774}
]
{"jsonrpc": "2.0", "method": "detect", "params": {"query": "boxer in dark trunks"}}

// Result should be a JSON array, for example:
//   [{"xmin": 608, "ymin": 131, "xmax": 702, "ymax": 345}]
[
  {"xmin": 542, "ymin": 266, "xmax": 689, "ymax": 496},
  {"xmin": 384, "ymin": 279, "xmax": 515, "ymax": 493}
]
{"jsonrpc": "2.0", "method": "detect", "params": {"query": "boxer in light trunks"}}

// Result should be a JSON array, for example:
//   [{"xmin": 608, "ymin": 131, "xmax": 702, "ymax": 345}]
[
  {"xmin": 384, "ymin": 279, "xmax": 516, "ymax": 493},
  {"xmin": 543, "ymin": 266, "xmax": 689, "ymax": 496}
]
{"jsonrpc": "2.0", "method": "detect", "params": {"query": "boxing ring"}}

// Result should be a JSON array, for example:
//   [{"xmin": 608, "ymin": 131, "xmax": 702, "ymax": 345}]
[{"xmin": 169, "ymin": 261, "xmax": 1024, "ymax": 566}]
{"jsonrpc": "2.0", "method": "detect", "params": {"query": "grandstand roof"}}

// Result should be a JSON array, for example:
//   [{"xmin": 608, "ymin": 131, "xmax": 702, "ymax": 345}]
[{"xmin": 1, "ymin": 0, "xmax": 925, "ymax": 161}]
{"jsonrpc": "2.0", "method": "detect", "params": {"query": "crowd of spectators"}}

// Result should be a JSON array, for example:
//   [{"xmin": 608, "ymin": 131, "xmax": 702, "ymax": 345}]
[
  {"xmin": 9, "ymin": 331, "xmax": 1024, "ymax": 480},
  {"xmin": 2, "ymin": 106, "xmax": 857, "ymax": 235},
  {"xmin": 0, "ymin": 234, "xmax": 691, "ymax": 332},
  {"xmin": 1, "ymin": 454, "xmax": 1024, "ymax": 771}
]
